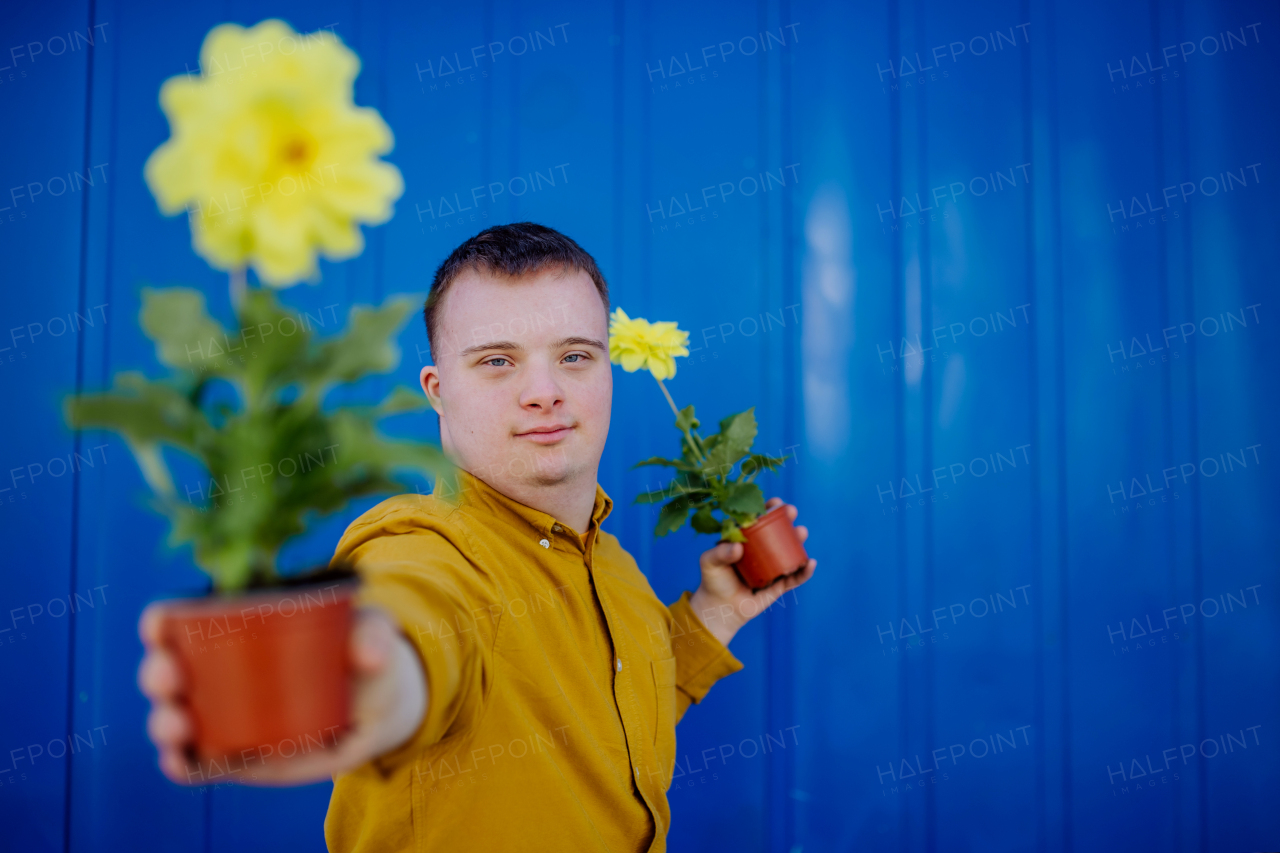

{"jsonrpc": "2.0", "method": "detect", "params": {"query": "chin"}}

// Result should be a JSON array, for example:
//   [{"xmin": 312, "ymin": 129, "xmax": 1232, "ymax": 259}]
[
  {"xmin": 526, "ymin": 447, "xmax": 587, "ymax": 485},
  {"xmin": 527, "ymin": 455, "xmax": 575, "ymax": 484}
]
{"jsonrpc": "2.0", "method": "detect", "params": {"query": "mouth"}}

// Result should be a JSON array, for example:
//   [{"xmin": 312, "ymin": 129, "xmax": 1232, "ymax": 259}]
[{"xmin": 517, "ymin": 425, "xmax": 574, "ymax": 445}]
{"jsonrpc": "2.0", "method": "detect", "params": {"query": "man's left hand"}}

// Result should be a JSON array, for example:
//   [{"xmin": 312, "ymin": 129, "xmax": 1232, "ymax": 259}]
[{"xmin": 688, "ymin": 497, "xmax": 817, "ymax": 646}]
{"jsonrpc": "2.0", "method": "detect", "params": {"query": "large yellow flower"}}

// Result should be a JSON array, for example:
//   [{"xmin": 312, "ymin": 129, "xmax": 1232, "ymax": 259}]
[
  {"xmin": 608, "ymin": 307, "xmax": 690, "ymax": 381},
  {"xmin": 144, "ymin": 19, "xmax": 404, "ymax": 287}
]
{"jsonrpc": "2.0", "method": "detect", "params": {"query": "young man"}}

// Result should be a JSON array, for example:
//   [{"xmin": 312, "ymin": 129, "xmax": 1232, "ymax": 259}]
[{"xmin": 138, "ymin": 223, "xmax": 816, "ymax": 851}]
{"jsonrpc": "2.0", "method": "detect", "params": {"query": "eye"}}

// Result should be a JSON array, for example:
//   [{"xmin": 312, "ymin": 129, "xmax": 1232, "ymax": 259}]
[
  {"xmin": 484, "ymin": 357, "xmax": 511, "ymax": 367},
  {"xmin": 563, "ymin": 352, "xmax": 588, "ymax": 364}
]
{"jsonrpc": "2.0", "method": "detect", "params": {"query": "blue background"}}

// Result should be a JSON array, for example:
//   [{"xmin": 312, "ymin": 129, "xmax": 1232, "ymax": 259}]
[{"xmin": 1, "ymin": 0, "xmax": 1277, "ymax": 851}]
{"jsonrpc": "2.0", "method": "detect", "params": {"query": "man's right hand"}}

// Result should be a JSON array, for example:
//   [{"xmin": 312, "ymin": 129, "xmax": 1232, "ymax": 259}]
[{"xmin": 138, "ymin": 604, "xmax": 428, "ymax": 786}]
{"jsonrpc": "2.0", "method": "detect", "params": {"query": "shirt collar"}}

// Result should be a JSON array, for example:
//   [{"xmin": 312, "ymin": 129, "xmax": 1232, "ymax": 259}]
[{"xmin": 433, "ymin": 466, "xmax": 613, "ymax": 543}]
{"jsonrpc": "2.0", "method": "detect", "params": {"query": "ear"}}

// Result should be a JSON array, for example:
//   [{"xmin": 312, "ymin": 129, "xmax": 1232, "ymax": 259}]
[{"xmin": 420, "ymin": 365, "xmax": 442, "ymax": 414}]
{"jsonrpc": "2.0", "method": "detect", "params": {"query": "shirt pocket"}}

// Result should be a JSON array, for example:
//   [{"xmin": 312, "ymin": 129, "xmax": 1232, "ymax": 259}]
[{"xmin": 651, "ymin": 656, "xmax": 678, "ymax": 751}]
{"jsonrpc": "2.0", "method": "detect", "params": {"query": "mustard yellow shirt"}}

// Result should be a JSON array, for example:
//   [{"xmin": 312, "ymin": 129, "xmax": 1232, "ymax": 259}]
[{"xmin": 324, "ymin": 468, "xmax": 744, "ymax": 852}]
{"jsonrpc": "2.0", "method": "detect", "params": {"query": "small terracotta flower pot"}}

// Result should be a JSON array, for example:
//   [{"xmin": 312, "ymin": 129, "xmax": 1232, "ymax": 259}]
[
  {"xmin": 158, "ymin": 576, "xmax": 356, "ymax": 779},
  {"xmin": 731, "ymin": 504, "xmax": 809, "ymax": 589}
]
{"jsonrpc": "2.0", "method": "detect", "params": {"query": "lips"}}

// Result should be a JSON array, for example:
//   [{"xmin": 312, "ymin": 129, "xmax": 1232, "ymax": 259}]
[{"xmin": 518, "ymin": 425, "xmax": 574, "ymax": 444}]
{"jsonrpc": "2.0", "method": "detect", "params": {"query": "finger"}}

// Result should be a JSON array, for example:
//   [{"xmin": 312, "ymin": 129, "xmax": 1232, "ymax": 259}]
[
  {"xmin": 147, "ymin": 703, "xmax": 192, "ymax": 749},
  {"xmin": 762, "ymin": 559, "xmax": 814, "ymax": 601},
  {"xmin": 796, "ymin": 524, "xmax": 808, "ymax": 543},
  {"xmin": 242, "ymin": 720, "xmax": 381, "ymax": 786},
  {"xmin": 350, "ymin": 609, "xmax": 394, "ymax": 674},
  {"xmin": 785, "ymin": 503, "xmax": 798, "ymax": 522},
  {"xmin": 138, "ymin": 647, "xmax": 183, "ymax": 700},
  {"xmin": 765, "ymin": 497, "xmax": 783, "ymax": 510},
  {"xmin": 159, "ymin": 748, "xmax": 196, "ymax": 785},
  {"xmin": 703, "ymin": 541, "xmax": 742, "ymax": 568},
  {"xmin": 139, "ymin": 602, "xmax": 167, "ymax": 647},
  {"xmin": 781, "ymin": 559, "xmax": 817, "ymax": 592}
]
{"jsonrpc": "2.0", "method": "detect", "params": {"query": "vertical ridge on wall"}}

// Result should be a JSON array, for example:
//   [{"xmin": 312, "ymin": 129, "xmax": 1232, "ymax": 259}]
[
  {"xmin": 910, "ymin": 0, "xmax": 936, "ymax": 848},
  {"xmin": 886, "ymin": 0, "xmax": 908, "ymax": 844},
  {"xmin": 1147, "ymin": 0, "xmax": 1180, "ymax": 845},
  {"xmin": 771, "ymin": 0, "xmax": 801, "ymax": 846},
  {"xmin": 761, "ymin": 0, "xmax": 784, "ymax": 850},
  {"xmin": 483, "ymin": 0, "xmax": 495, "ymax": 190},
  {"xmin": 1170, "ymin": 0, "xmax": 1206, "ymax": 843},
  {"xmin": 612, "ymin": 0, "xmax": 625, "ymax": 287},
  {"xmin": 635, "ymin": 0, "xmax": 652, "ymax": 581},
  {"xmin": 890, "ymin": 0, "xmax": 911, "ymax": 845},
  {"xmin": 1017, "ymin": 0, "xmax": 1045, "ymax": 849},
  {"xmin": 65, "ymin": 0, "xmax": 100, "ymax": 849},
  {"xmin": 372, "ymin": 0, "xmax": 389, "ymax": 304},
  {"xmin": 1044, "ymin": 0, "xmax": 1073, "ymax": 845},
  {"xmin": 762, "ymin": 0, "xmax": 780, "ymax": 846}
]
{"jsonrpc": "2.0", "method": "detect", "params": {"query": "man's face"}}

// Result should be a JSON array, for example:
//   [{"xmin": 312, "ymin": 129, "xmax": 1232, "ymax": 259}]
[{"xmin": 420, "ymin": 265, "xmax": 612, "ymax": 494}]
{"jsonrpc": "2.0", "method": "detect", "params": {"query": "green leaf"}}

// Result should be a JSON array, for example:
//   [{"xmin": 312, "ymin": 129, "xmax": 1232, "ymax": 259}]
[
  {"xmin": 720, "ymin": 518, "xmax": 747, "ymax": 543},
  {"xmin": 635, "ymin": 482, "xmax": 710, "ymax": 505},
  {"xmin": 377, "ymin": 385, "xmax": 432, "ymax": 417},
  {"xmin": 236, "ymin": 288, "xmax": 312, "ymax": 400},
  {"xmin": 674, "ymin": 405, "xmax": 700, "ymax": 433},
  {"xmin": 65, "ymin": 372, "xmax": 210, "ymax": 452},
  {"xmin": 655, "ymin": 495, "xmax": 692, "ymax": 537},
  {"xmin": 701, "ymin": 408, "xmax": 758, "ymax": 474},
  {"xmin": 306, "ymin": 297, "xmax": 417, "ymax": 390},
  {"xmin": 632, "ymin": 455, "xmax": 700, "ymax": 472},
  {"xmin": 690, "ymin": 504, "xmax": 721, "ymax": 534},
  {"xmin": 635, "ymin": 469, "xmax": 712, "ymax": 505},
  {"xmin": 141, "ymin": 288, "xmax": 237, "ymax": 377},
  {"xmin": 633, "ymin": 456, "xmax": 683, "ymax": 469},
  {"xmin": 720, "ymin": 481, "xmax": 765, "ymax": 518},
  {"xmin": 741, "ymin": 452, "xmax": 787, "ymax": 478}
]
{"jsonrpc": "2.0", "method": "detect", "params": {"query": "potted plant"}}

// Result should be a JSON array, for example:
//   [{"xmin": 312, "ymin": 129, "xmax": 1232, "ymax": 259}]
[
  {"xmin": 62, "ymin": 19, "xmax": 454, "ymax": 776},
  {"xmin": 607, "ymin": 308, "xmax": 808, "ymax": 589}
]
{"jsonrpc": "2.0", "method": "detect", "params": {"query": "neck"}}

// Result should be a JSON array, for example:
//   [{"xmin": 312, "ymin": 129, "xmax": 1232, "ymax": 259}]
[{"xmin": 474, "ymin": 467, "xmax": 599, "ymax": 535}]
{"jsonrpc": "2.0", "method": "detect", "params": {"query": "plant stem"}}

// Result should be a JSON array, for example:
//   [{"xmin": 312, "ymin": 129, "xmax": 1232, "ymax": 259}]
[
  {"xmin": 654, "ymin": 377, "xmax": 681, "ymax": 418},
  {"xmin": 655, "ymin": 377, "xmax": 710, "ymax": 464},
  {"xmin": 229, "ymin": 267, "xmax": 247, "ymax": 313}
]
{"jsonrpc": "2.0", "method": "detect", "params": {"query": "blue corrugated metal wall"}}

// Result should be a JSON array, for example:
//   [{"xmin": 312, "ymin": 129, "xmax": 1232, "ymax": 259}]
[{"xmin": 1, "ymin": 0, "xmax": 1276, "ymax": 851}]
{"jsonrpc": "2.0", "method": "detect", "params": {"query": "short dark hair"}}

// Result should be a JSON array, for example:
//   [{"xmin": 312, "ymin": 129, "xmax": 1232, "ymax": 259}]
[{"xmin": 423, "ymin": 222, "xmax": 610, "ymax": 361}]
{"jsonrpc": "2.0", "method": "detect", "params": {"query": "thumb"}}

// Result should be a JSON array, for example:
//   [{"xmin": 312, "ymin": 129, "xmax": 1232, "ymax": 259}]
[
  {"xmin": 711, "ymin": 541, "xmax": 743, "ymax": 566},
  {"xmin": 350, "ymin": 608, "xmax": 396, "ymax": 675}
]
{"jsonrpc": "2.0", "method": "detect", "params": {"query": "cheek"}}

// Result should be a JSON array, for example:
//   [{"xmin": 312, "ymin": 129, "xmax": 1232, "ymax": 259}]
[
  {"xmin": 473, "ymin": 394, "xmax": 512, "ymax": 434},
  {"xmin": 446, "ymin": 383, "xmax": 508, "ymax": 438},
  {"xmin": 586, "ymin": 377, "xmax": 613, "ymax": 427}
]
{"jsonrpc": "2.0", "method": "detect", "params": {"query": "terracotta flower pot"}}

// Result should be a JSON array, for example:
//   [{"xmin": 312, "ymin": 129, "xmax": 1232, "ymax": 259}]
[
  {"xmin": 158, "ymin": 575, "xmax": 356, "ymax": 780},
  {"xmin": 732, "ymin": 504, "xmax": 809, "ymax": 589}
]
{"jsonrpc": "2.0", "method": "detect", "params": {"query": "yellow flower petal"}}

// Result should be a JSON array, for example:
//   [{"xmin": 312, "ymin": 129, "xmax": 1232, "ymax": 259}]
[
  {"xmin": 607, "ymin": 307, "xmax": 690, "ymax": 381},
  {"xmin": 143, "ymin": 19, "xmax": 404, "ymax": 287}
]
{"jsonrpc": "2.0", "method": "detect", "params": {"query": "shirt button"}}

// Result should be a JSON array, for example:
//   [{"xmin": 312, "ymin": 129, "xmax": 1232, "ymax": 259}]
[
  {"xmin": 616, "ymin": 658, "xmax": 622, "ymax": 672},
  {"xmin": 539, "ymin": 538, "xmax": 550, "ymax": 548},
  {"xmin": 553, "ymin": 524, "xmax": 562, "ymax": 532}
]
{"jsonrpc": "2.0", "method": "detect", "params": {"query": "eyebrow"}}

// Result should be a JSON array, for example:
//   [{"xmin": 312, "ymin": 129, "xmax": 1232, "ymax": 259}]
[{"xmin": 458, "ymin": 336, "xmax": 607, "ymax": 358}]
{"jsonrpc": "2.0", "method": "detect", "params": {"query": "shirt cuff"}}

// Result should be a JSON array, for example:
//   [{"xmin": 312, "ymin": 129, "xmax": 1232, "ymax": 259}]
[{"xmin": 667, "ymin": 590, "xmax": 744, "ymax": 705}]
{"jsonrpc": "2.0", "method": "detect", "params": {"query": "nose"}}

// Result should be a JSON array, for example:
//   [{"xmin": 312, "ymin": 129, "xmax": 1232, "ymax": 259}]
[{"xmin": 518, "ymin": 356, "xmax": 565, "ymax": 412}]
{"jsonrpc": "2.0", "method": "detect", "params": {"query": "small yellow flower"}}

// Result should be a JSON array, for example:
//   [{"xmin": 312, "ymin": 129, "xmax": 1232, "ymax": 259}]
[
  {"xmin": 144, "ymin": 19, "xmax": 404, "ymax": 287},
  {"xmin": 608, "ymin": 307, "xmax": 690, "ymax": 381}
]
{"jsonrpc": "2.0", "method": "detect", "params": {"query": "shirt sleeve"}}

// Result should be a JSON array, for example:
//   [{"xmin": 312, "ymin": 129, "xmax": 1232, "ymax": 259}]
[
  {"xmin": 331, "ymin": 506, "xmax": 500, "ymax": 776},
  {"xmin": 666, "ymin": 591, "xmax": 745, "ymax": 723}
]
